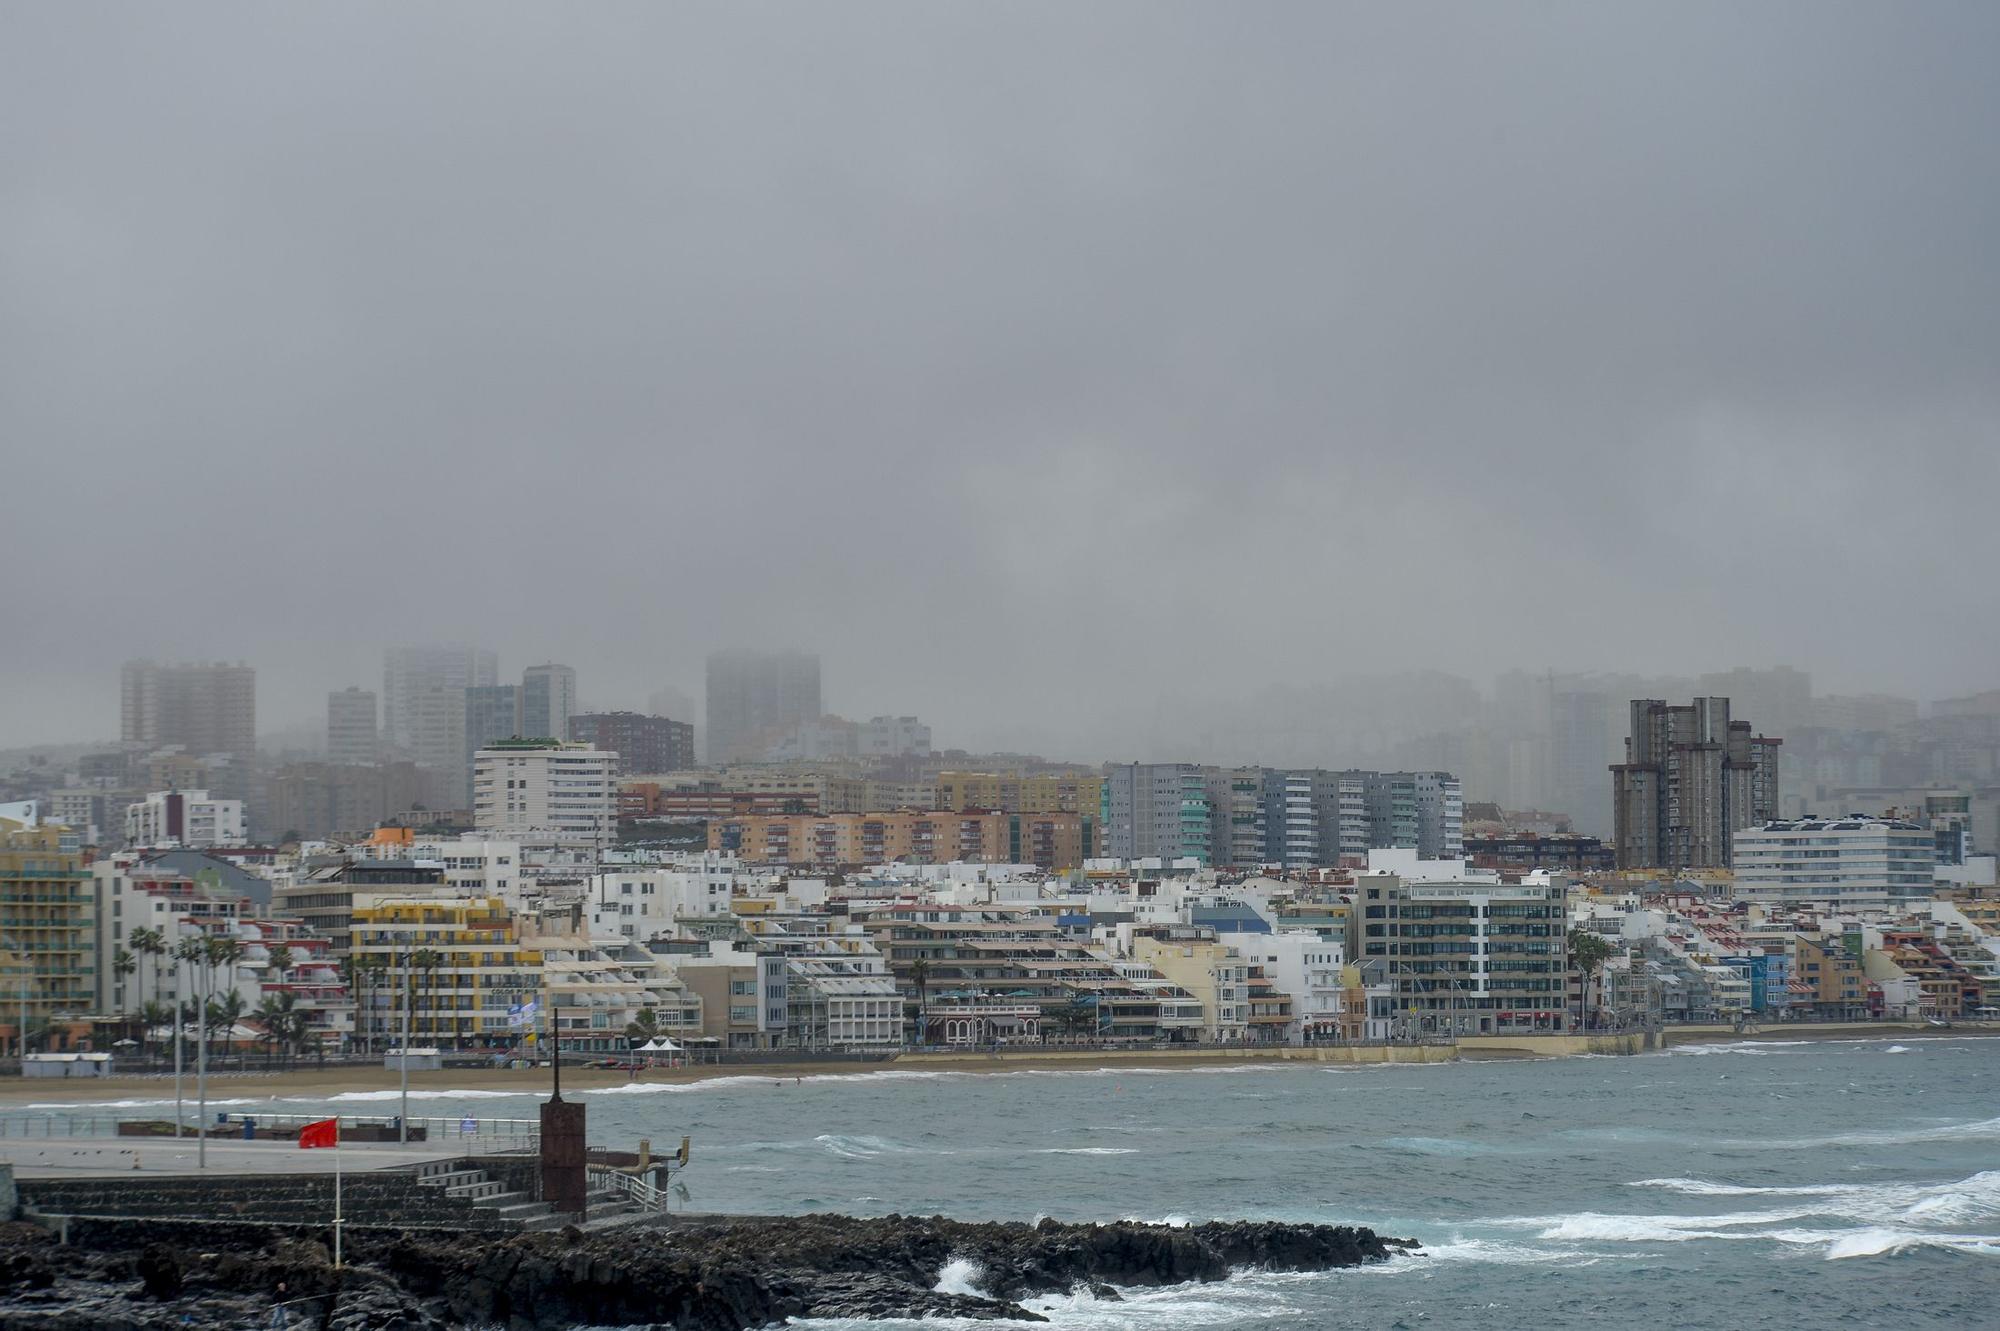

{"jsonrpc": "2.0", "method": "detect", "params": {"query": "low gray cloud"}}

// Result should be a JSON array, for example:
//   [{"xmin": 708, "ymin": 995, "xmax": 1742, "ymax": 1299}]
[{"xmin": 4, "ymin": 3, "xmax": 1997, "ymax": 753}]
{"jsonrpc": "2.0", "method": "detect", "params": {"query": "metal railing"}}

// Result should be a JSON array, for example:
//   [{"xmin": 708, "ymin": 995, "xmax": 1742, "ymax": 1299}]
[
  {"xmin": 0, "ymin": 1111, "xmax": 539, "ymax": 1148},
  {"xmin": 587, "ymin": 1164, "xmax": 669, "ymax": 1212}
]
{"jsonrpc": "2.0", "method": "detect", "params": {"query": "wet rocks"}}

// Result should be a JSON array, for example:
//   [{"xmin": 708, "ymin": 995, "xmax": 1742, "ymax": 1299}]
[{"xmin": 0, "ymin": 1212, "xmax": 1412, "ymax": 1329}]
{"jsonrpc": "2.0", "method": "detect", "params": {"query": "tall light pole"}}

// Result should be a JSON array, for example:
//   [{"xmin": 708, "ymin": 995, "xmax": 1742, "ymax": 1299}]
[
  {"xmin": 398, "ymin": 947, "xmax": 412, "ymax": 1144},
  {"xmin": 195, "ymin": 940, "xmax": 209, "ymax": 1170},
  {"xmin": 172, "ymin": 946, "xmax": 183, "ymax": 1139}
]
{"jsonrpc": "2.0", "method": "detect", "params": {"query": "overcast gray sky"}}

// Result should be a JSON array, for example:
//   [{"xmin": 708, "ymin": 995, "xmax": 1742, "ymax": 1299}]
[{"xmin": 4, "ymin": 3, "xmax": 1997, "ymax": 755}]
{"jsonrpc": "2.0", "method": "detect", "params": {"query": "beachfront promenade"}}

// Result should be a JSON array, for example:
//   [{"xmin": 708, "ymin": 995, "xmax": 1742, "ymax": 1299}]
[{"xmin": 0, "ymin": 1135, "xmax": 478, "ymax": 1179}]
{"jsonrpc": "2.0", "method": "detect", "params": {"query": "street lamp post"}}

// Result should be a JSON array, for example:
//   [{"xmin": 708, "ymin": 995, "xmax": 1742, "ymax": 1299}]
[
  {"xmin": 399, "ymin": 949, "xmax": 412, "ymax": 1144},
  {"xmin": 172, "ymin": 952, "xmax": 183, "ymax": 1139},
  {"xmin": 195, "ymin": 944, "xmax": 209, "ymax": 1170}
]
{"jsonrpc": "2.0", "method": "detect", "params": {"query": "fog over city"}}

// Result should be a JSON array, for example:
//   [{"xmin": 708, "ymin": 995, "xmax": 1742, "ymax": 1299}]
[{"xmin": 5, "ymin": 3, "xmax": 1998, "ymax": 757}]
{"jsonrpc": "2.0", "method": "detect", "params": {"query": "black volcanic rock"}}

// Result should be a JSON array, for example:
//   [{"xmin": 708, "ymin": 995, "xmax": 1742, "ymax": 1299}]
[{"xmin": 0, "ymin": 1213, "xmax": 1412, "ymax": 1329}]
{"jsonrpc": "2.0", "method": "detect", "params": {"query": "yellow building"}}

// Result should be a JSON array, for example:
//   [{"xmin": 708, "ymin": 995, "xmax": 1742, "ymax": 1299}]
[
  {"xmin": 0, "ymin": 817, "xmax": 95, "ymax": 1047},
  {"xmin": 349, "ymin": 896, "xmax": 545, "ymax": 1050},
  {"xmin": 936, "ymin": 772, "xmax": 1104, "ymax": 817},
  {"xmin": 350, "ymin": 895, "xmax": 687, "ymax": 1052},
  {"xmin": 1132, "ymin": 933, "xmax": 1249, "ymax": 1041},
  {"xmin": 709, "ymin": 810, "xmax": 1096, "ymax": 869}
]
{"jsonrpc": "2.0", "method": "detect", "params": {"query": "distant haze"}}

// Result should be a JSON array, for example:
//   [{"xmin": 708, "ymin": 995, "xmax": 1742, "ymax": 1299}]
[{"xmin": 3, "ymin": 4, "xmax": 1997, "ymax": 755}]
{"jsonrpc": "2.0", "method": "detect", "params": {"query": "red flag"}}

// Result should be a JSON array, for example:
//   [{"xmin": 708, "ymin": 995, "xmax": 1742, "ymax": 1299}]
[{"xmin": 298, "ymin": 1117, "xmax": 339, "ymax": 1149}]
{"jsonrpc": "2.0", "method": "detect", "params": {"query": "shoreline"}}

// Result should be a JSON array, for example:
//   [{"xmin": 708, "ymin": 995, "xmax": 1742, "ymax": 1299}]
[
  {"xmin": 0, "ymin": 1021, "xmax": 1990, "ymax": 1106},
  {"xmin": 0, "ymin": 1211, "xmax": 1409, "ymax": 1329}
]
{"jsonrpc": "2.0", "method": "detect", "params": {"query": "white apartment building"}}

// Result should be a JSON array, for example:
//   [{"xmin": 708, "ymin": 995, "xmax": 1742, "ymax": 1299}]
[
  {"xmin": 472, "ymin": 742, "xmax": 616, "ymax": 846},
  {"xmin": 383, "ymin": 837, "xmax": 524, "ymax": 900},
  {"xmin": 1733, "ymin": 816, "xmax": 1938, "ymax": 907},
  {"xmin": 1219, "ymin": 930, "xmax": 1348, "ymax": 1044},
  {"xmin": 756, "ymin": 928, "xmax": 903, "ymax": 1048},
  {"xmin": 1347, "ymin": 852, "xmax": 1569, "ymax": 1035},
  {"xmin": 91, "ymin": 860, "xmax": 249, "ymax": 1013},
  {"xmin": 587, "ymin": 862, "xmax": 740, "ymax": 938},
  {"xmin": 124, "ymin": 789, "xmax": 246, "ymax": 849}
]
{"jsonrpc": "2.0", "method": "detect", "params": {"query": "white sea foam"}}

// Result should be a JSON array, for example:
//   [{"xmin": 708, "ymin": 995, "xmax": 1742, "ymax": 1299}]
[
  {"xmin": 1366, "ymin": 1237, "xmax": 1594, "ymax": 1270},
  {"xmin": 569, "ymin": 1070, "xmax": 966, "ymax": 1097},
  {"xmin": 815, "ymin": 1132, "xmax": 939, "ymax": 1159},
  {"xmin": 1886, "ymin": 1044, "xmax": 1913, "ymax": 1053},
  {"xmin": 1629, "ymin": 1176, "xmax": 1857, "ymax": 1198},
  {"xmin": 1745, "ymin": 1114, "xmax": 2000, "ymax": 1150},
  {"xmin": 1630, "ymin": 1169, "xmax": 2000, "ymax": 1225},
  {"xmin": 1014, "ymin": 1271, "xmax": 1312, "ymax": 1324},
  {"xmin": 1036, "ymin": 1147, "xmax": 1140, "ymax": 1156},
  {"xmin": 18, "ymin": 1096, "xmax": 262, "ymax": 1111},
  {"xmin": 1491, "ymin": 1168, "xmax": 2000, "ymax": 1261},
  {"xmin": 322, "ymin": 1088, "xmax": 526, "ymax": 1102},
  {"xmin": 934, "ymin": 1256, "xmax": 991, "ymax": 1298},
  {"xmin": 1521, "ymin": 1207, "xmax": 1827, "ymax": 1243},
  {"xmin": 1765, "ymin": 1227, "xmax": 2000, "ymax": 1260}
]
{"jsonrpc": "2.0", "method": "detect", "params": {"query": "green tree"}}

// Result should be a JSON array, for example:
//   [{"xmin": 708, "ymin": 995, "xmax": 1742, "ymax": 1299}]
[
  {"xmin": 253, "ymin": 992, "xmax": 300, "ymax": 1068},
  {"xmin": 1053, "ymin": 995, "xmax": 1098, "ymax": 1043},
  {"xmin": 129, "ymin": 928, "xmax": 166, "ymax": 1054},
  {"xmin": 410, "ymin": 949, "xmax": 443, "ymax": 1047},
  {"xmin": 172, "ymin": 936, "xmax": 206, "ymax": 1059},
  {"xmin": 138, "ymin": 1000, "xmax": 173, "ymax": 1057},
  {"xmin": 1567, "ymin": 928, "xmax": 1618, "ymax": 1032},
  {"xmin": 625, "ymin": 1007, "xmax": 660, "ymax": 1045},
  {"xmin": 339, "ymin": 956, "xmax": 366, "ymax": 1055},
  {"xmin": 206, "ymin": 990, "xmax": 247, "ymax": 1053},
  {"xmin": 907, "ymin": 957, "xmax": 930, "ymax": 1045}
]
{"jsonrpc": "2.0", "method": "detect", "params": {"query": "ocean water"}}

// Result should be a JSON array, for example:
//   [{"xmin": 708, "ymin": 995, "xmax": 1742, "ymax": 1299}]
[{"xmin": 25, "ymin": 1036, "xmax": 2000, "ymax": 1329}]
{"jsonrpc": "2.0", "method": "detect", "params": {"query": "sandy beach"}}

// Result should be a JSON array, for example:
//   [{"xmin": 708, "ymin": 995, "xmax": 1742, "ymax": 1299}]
[{"xmin": 0, "ymin": 1022, "xmax": 1990, "ymax": 1106}]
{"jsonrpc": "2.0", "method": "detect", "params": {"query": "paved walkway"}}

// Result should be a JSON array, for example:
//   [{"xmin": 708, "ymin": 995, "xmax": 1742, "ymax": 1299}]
[{"xmin": 0, "ymin": 1137, "xmax": 500, "ymax": 1178}]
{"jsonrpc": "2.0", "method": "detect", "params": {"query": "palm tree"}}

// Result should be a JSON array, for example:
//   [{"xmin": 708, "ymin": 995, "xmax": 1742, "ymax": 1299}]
[
  {"xmin": 410, "ymin": 949, "xmax": 443, "ymax": 1048},
  {"xmin": 1567, "ymin": 928, "xmax": 1617, "ymax": 1033},
  {"xmin": 339, "ymin": 956, "xmax": 364, "ymax": 1055},
  {"xmin": 366, "ymin": 953, "xmax": 390, "ymax": 1054},
  {"xmin": 267, "ymin": 944, "xmax": 294, "ymax": 983},
  {"xmin": 625, "ymin": 1007, "xmax": 661, "ymax": 1045},
  {"xmin": 207, "ymin": 990, "xmax": 247, "ymax": 1055},
  {"xmin": 129, "ymin": 928, "xmax": 165, "ymax": 1055},
  {"xmin": 111, "ymin": 949, "xmax": 138, "ymax": 1044},
  {"xmin": 340, "ymin": 955, "xmax": 381, "ymax": 1056},
  {"xmin": 172, "ymin": 936, "xmax": 207, "ymax": 1060},
  {"xmin": 139, "ymin": 1000, "xmax": 173, "ymax": 1047},
  {"xmin": 253, "ymin": 992, "xmax": 299, "ymax": 1069},
  {"xmin": 908, "ymin": 957, "xmax": 930, "ymax": 1046}
]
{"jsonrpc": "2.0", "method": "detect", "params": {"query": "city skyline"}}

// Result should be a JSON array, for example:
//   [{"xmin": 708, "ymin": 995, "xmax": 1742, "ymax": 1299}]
[{"xmin": 7, "ymin": 647, "xmax": 1992, "ymax": 771}]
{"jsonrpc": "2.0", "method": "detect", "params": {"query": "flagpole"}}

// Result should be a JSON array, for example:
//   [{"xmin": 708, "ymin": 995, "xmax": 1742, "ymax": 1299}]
[{"xmin": 333, "ymin": 1133, "xmax": 343, "ymax": 1269}]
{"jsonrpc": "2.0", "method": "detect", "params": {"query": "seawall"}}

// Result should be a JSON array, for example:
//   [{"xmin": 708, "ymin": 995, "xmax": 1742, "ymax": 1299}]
[
  {"xmin": 1456, "ymin": 1032, "xmax": 1652, "ymax": 1059},
  {"xmin": 897, "ymin": 1044, "xmax": 1457, "ymax": 1070}
]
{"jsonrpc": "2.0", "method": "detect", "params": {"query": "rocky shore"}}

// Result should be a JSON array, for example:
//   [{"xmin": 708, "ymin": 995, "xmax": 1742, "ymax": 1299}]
[{"xmin": 0, "ymin": 1212, "xmax": 1413, "ymax": 1328}]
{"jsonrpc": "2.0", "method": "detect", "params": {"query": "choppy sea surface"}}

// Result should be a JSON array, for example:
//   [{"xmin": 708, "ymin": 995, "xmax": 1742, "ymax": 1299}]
[{"xmin": 24, "ymin": 1036, "xmax": 2000, "ymax": 1329}]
